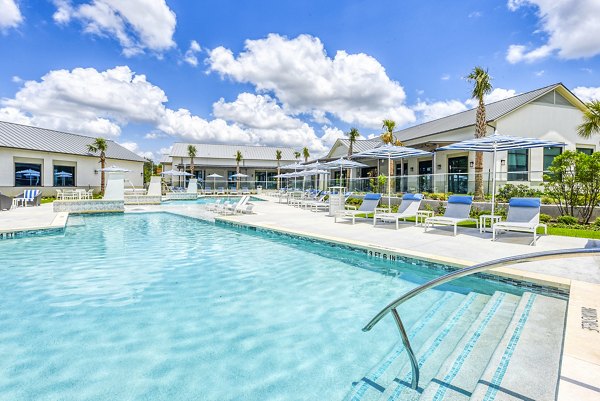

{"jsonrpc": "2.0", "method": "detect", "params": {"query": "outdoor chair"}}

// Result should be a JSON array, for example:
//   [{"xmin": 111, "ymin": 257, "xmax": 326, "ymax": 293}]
[
  {"xmin": 241, "ymin": 187, "xmax": 250, "ymax": 195},
  {"xmin": 216, "ymin": 187, "xmax": 225, "ymax": 195},
  {"xmin": 492, "ymin": 197, "xmax": 547, "ymax": 246},
  {"xmin": 204, "ymin": 186, "xmax": 213, "ymax": 195},
  {"xmin": 0, "ymin": 192, "xmax": 13, "ymax": 211},
  {"xmin": 335, "ymin": 193, "xmax": 382, "ymax": 224},
  {"xmin": 15, "ymin": 189, "xmax": 42, "ymax": 207},
  {"xmin": 424, "ymin": 195, "xmax": 478, "ymax": 235},
  {"xmin": 373, "ymin": 193, "xmax": 424, "ymax": 229}
]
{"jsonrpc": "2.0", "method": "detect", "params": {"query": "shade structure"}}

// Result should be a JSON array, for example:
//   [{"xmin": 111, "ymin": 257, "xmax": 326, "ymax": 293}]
[
  {"xmin": 99, "ymin": 165, "xmax": 131, "ymax": 173},
  {"xmin": 323, "ymin": 157, "xmax": 368, "ymax": 187},
  {"xmin": 161, "ymin": 169, "xmax": 192, "ymax": 176},
  {"xmin": 230, "ymin": 173, "xmax": 248, "ymax": 178},
  {"xmin": 437, "ymin": 131, "xmax": 565, "ymax": 215},
  {"xmin": 55, "ymin": 171, "xmax": 73, "ymax": 186},
  {"xmin": 205, "ymin": 173, "xmax": 223, "ymax": 190},
  {"xmin": 280, "ymin": 162, "xmax": 307, "ymax": 170},
  {"xmin": 353, "ymin": 145, "xmax": 432, "ymax": 208},
  {"xmin": 16, "ymin": 169, "xmax": 41, "ymax": 185}
]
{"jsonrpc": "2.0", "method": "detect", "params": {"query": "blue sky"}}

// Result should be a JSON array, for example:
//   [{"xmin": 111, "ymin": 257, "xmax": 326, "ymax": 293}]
[{"xmin": 0, "ymin": 0, "xmax": 599, "ymax": 159}]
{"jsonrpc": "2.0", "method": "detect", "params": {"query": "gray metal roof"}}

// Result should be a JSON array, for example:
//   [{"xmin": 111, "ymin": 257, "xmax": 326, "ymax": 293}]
[
  {"xmin": 336, "ymin": 138, "xmax": 382, "ymax": 153},
  {"xmin": 0, "ymin": 120, "xmax": 146, "ymax": 162},
  {"xmin": 170, "ymin": 142, "xmax": 298, "ymax": 161},
  {"xmin": 159, "ymin": 154, "xmax": 172, "ymax": 164},
  {"xmin": 396, "ymin": 83, "xmax": 565, "ymax": 143}
]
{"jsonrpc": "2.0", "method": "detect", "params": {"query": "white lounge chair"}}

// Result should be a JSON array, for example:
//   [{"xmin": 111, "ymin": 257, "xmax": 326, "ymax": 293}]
[
  {"xmin": 204, "ymin": 186, "xmax": 214, "ymax": 195},
  {"xmin": 424, "ymin": 195, "xmax": 478, "ymax": 235},
  {"xmin": 373, "ymin": 193, "xmax": 424, "ymax": 229},
  {"xmin": 335, "ymin": 193, "xmax": 382, "ymax": 224},
  {"xmin": 492, "ymin": 197, "xmax": 547, "ymax": 246},
  {"xmin": 222, "ymin": 195, "xmax": 250, "ymax": 215},
  {"xmin": 216, "ymin": 187, "xmax": 225, "ymax": 195},
  {"xmin": 242, "ymin": 187, "xmax": 250, "ymax": 195},
  {"xmin": 15, "ymin": 189, "xmax": 41, "ymax": 207},
  {"xmin": 206, "ymin": 199, "xmax": 222, "ymax": 211}
]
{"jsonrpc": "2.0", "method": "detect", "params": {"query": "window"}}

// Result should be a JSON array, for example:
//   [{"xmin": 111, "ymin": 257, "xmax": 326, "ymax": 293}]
[
  {"xmin": 543, "ymin": 147, "xmax": 562, "ymax": 172},
  {"xmin": 15, "ymin": 162, "xmax": 42, "ymax": 187},
  {"xmin": 507, "ymin": 149, "xmax": 528, "ymax": 181},
  {"xmin": 577, "ymin": 147, "xmax": 594, "ymax": 156},
  {"xmin": 53, "ymin": 165, "xmax": 75, "ymax": 187}
]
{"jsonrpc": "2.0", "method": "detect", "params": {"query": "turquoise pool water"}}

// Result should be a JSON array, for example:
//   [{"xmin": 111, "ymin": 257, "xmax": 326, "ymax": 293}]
[{"xmin": 0, "ymin": 213, "xmax": 524, "ymax": 400}]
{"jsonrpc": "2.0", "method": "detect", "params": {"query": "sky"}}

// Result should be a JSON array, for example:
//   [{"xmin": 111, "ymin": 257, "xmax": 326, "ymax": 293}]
[{"xmin": 0, "ymin": 0, "xmax": 599, "ymax": 161}]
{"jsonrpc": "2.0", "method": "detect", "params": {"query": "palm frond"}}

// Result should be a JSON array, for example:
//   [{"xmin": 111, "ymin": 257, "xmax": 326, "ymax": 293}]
[{"xmin": 577, "ymin": 101, "xmax": 600, "ymax": 139}]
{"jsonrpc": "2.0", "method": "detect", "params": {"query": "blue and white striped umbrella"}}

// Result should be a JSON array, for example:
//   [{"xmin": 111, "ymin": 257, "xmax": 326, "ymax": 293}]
[
  {"xmin": 353, "ymin": 145, "xmax": 432, "ymax": 208},
  {"xmin": 437, "ymin": 132, "xmax": 565, "ymax": 215}
]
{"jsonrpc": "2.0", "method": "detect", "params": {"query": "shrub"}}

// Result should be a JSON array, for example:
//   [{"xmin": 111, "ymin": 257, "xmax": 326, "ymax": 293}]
[
  {"xmin": 496, "ymin": 183, "xmax": 542, "ymax": 202},
  {"xmin": 539, "ymin": 213, "xmax": 552, "ymax": 224},
  {"xmin": 556, "ymin": 215, "xmax": 578, "ymax": 225},
  {"xmin": 594, "ymin": 217, "xmax": 600, "ymax": 227}
]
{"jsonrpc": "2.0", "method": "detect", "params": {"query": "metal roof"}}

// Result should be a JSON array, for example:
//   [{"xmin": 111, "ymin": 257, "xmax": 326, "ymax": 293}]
[
  {"xmin": 0, "ymin": 120, "xmax": 146, "ymax": 162},
  {"xmin": 159, "ymin": 154, "xmax": 172, "ymax": 164},
  {"xmin": 336, "ymin": 138, "xmax": 382, "ymax": 153},
  {"xmin": 170, "ymin": 142, "xmax": 298, "ymax": 161},
  {"xmin": 396, "ymin": 83, "xmax": 568, "ymax": 143}
]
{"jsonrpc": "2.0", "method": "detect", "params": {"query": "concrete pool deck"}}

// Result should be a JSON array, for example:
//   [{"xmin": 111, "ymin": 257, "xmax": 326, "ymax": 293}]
[{"xmin": 1, "ymin": 198, "xmax": 599, "ymax": 400}]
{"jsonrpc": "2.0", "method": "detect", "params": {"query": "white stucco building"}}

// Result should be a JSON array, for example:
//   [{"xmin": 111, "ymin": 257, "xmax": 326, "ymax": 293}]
[
  {"xmin": 0, "ymin": 121, "xmax": 146, "ymax": 196},
  {"xmin": 162, "ymin": 142, "xmax": 298, "ymax": 189},
  {"xmin": 327, "ymin": 83, "xmax": 596, "ymax": 194}
]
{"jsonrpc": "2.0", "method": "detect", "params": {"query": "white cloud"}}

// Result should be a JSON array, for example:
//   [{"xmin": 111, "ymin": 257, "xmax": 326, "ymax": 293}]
[
  {"xmin": 52, "ymin": 0, "xmax": 176, "ymax": 56},
  {"xmin": 535, "ymin": 70, "xmax": 544, "ymax": 77},
  {"xmin": 1, "ymin": 66, "xmax": 167, "ymax": 138},
  {"xmin": 468, "ymin": 11, "xmax": 482, "ymax": 18},
  {"xmin": 0, "ymin": 106, "xmax": 32, "ymax": 125},
  {"xmin": 506, "ymin": 0, "xmax": 600, "ymax": 63},
  {"xmin": 441, "ymin": 74, "xmax": 450, "ymax": 81},
  {"xmin": 119, "ymin": 141, "xmax": 154, "ymax": 160},
  {"xmin": 573, "ymin": 87, "xmax": 600, "ymax": 103},
  {"xmin": 11, "ymin": 75, "xmax": 22, "ymax": 83},
  {"xmin": 320, "ymin": 126, "xmax": 346, "ymax": 148},
  {"xmin": 413, "ymin": 100, "xmax": 468, "ymax": 122},
  {"xmin": 207, "ymin": 33, "xmax": 415, "ymax": 129},
  {"xmin": 0, "ymin": 0, "xmax": 23, "ymax": 30},
  {"xmin": 465, "ymin": 88, "xmax": 517, "ymax": 108},
  {"xmin": 183, "ymin": 40, "xmax": 201, "ymax": 66}
]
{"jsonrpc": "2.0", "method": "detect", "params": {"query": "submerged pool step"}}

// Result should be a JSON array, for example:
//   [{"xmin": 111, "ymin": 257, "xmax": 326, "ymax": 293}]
[
  {"xmin": 377, "ymin": 292, "xmax": 491, "ymax": 401},
  {"xmin": 344, "ymin": 291, "xmax": 467, "ymax": 401},
  {"xmin": 468, "ymin": 292, "xmax": 567, "ymax": 401},
  {"xmin": 417, "ymin": 291, "xmax": 520, "ymax": 401}
]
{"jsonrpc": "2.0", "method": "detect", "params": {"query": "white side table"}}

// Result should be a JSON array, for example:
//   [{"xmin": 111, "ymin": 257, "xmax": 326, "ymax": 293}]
[
  {"xmin": 480, "ymin": 214, "xmax": 502, "ymax": 233},
  {"xmin": 12, "ymin": 198, "xmax": 25, "ymax": 208},
  {"xmin": 416, "ymin": 210, "xmax": 434, "ymax": 226}
]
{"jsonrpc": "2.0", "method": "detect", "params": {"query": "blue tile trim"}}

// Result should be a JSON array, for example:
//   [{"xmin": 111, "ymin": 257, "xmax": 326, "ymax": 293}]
[
  {"xmin": 482, "ymin": 294, "xmax": 537, "ymax": 401},
  {"xmin": 431, "ymin": 293, "xmax": 506, "ymax": 401},
  {"xmin": 349, "ymin": 292, "xmax": 455, "ymax": 401},
  {"xmin": 386, "ymin": 293, "xmax": 479, "ymax": 401}
]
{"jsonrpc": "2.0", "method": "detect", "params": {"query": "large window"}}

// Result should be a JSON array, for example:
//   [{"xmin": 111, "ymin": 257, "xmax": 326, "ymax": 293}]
[
  {"xmin": 543, "ymin": 147, "xmax": 562, "ymax": 172},
  {"xmin": 53, "ymin": 165, "xmax": 75, "ymax": 187},
  {"xmin": 507, "ymin": 149, "xmax": 528, "ymax": 181},
  {"xmin": 15, "ymin": 162, "xmax": 42, "ymax": 187},
  {"xmin": 577, "ymin": 147, "xmax": 594, "ymax": 156}
]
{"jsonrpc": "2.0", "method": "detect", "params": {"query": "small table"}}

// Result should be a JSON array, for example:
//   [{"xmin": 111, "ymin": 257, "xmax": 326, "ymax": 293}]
[
  {"xmin": 416, "ymin": 210, "xmax": 434, "ymax": 226},
  {"xmin": 12, "ymin": 198, "xmax": 26, "ymax": 208},
  {"xmin": 480, "ymin": 214, "xmax": 502, "ymax": 233}
]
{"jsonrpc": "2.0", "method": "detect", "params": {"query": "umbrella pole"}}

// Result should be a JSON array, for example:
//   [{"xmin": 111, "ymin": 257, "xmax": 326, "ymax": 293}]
[{"xmin": 491, "ymin": 147, "xmax": 497, "ymax": 216}]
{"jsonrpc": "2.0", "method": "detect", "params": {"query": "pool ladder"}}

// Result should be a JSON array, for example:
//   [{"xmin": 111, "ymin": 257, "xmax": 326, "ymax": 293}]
[{"xmin": 362, "ymin": 247, "xmax": 600, "ymax": 390}]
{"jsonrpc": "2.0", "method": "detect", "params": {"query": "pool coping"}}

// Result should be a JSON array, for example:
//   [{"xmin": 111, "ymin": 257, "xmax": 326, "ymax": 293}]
[
  {"xmin": 212, "ymin": 214, "xmax": 600, "ymax": 401},
  {"xmin": 0, "ymin": 211, "xmax": 68, "ymax": 238}
]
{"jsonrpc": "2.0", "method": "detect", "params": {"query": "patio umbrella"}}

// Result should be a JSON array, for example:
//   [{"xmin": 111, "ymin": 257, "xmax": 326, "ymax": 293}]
[
  {"xmin": 206, "ymin": 173, "xmax": 223, "ymax": 189},
  {"xmin": 280, "ymin": 162, "xmax": 307, "ymax": 189},
  {"xmin": 231, "ymin": 173, "xmax": 249, "ymax": 189},
  {"xmin": 437, "ymin": 131, "xmax": 565, "ymax": 215},
  {"xmin": 17, "ymin": 169, "xmax": 41, "ymax": 185},
  {"xmin": 98, "ymin": 165, "xmax": 131, "ymax": 173},
  {"xmin": 55, "ymin": 171, "xmax": 73, "ymax": 186},
  {"xmin": 353, "ymin": 145, "xmax": 432, "ymax": 208},
  {"xmin": 323, "ymin": 157, "xmax": 368, "ymax": 188}
]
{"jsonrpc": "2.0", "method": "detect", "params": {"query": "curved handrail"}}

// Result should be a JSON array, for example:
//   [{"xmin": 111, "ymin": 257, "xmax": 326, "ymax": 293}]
[{"xmin": 363, "ymin": 247, "xmax": 600, "ymax": 332}]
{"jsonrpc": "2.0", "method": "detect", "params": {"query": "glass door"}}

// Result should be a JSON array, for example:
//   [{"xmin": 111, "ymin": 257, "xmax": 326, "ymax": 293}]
[
  {"xmin": 418, "ymin": 160, "xmax": 433, "ymax": 192},
  {"xmin": 448, "ymin": 156, "xmax": 468, "ymax": 194}
]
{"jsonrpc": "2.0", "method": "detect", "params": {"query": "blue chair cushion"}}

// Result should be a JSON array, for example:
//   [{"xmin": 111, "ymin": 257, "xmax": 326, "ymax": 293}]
[
  {"xmin": 448, "ymin": 195, "xmax": 473, "ymax": 205},
  {"xmin": 364, "ymin": 193, "xmax": 382, "ymax": 201},
  {"xmin": 402, "ymin": 193, "xmax": 423, "ymax": 201},
  {"xmin": 509, "ymin": 197, "xmax": 541, "ymax": 208}
]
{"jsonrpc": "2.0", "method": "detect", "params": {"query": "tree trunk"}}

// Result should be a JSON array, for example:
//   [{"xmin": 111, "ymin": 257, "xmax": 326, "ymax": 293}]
[
  {"xmin": 277, "ymin": 166, "xmax": 280, "ymax": 189},
  {"xmin": 474, "ymin": 99, "xmax": 487, "ymax": 200},
  {"xmin": 236, "ymin": 163, "xmax": 240, "ymax": 189},
  {"xmin": 100, "ymin": 154, "xmax": 106, "ymax": 196}
]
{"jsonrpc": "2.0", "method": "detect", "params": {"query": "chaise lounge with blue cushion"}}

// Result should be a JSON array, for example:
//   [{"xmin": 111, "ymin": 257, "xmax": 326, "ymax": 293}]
[
  {"xmin": 424, "ymin": 195, "xmax": 478, "ymax": 235},
  {"xmin": 15, "ymin": 189, "xmax": 42, "ymax": 207},
  {"xmin": 373, "ymin": 193, "xmax": 424, "ymax": 229},
  {"xmin": 335, "ymin": 193, "xmax": 382, "ymax": 224},
  {"xmin": 492, "ymin": 197, "xmax": 547, "ymax": 246}
]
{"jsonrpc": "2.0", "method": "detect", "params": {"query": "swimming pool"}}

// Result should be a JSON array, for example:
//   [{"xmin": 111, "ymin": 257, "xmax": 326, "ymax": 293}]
[{"xmin": 0, "ymin": 213, "xmax": 540, "ymax": 400}]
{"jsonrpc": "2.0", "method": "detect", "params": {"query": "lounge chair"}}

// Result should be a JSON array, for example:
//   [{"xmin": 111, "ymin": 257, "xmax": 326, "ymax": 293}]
[
  {"xmin": 424, "ymin": 195, "xmax": 478, "ymax": 235},
  {"xmin": 241, "ymin": 187, "xmax": 250, "ymax": 195},
  {"xmin": 240, "ymin": 203, "xmax": 254, "ymax": 214},
  {"xmin": 299, "ymin": 191, "xmax": 324, "ymax": 209},
  {"xmin": 216, "ymin": 187, "xmax": 225, "ymax": 195},
  {"xmin": 492, "ymin": 198, "xmax": 547, "ymax": 246},
  {"xmin": 230, "ymin": 187, "xmax": 239, "ymax": 195},
  {"xmin": 335, "ymin": 193, "xmax": 382, "ymax": 224},
  {"xmin": 310, "ymin": 191, "xmax": 353, "ymax": 212},
  {"xmin": 15, "ymin": 189, "xmax": 42, "ymax": 207},
  {"xmin": 373, "ymin": 193, "xmax": 424, "ymax": 229},
  {"xmin": 206, "ymin": 199, "xmax": 222, "ymax": 211},
  {"xmin": 0, "ymin": 192, "xmax": 13, "ymax": 210},
  {"xmin": 222, "ymin": 195, "xmax": 250, "ymax": 215},
  {"xmin": 204, "ymin": 186, "xmax": 213, "ymax": 195},
  {"xmin": 215, "ymin": 200, "xmax": 231, "ymax": 214}
]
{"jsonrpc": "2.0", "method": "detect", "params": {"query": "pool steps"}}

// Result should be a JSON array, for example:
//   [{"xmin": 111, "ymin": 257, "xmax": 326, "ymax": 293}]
[{"xmin": 344, "ymin": 291, "xmax": 567, "ymax": 401}]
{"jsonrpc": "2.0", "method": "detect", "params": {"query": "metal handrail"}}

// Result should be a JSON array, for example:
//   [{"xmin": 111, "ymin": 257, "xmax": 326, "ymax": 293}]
[{"xmin": 362, "ymin": 247, "xmax": 600, "ymax": 390}]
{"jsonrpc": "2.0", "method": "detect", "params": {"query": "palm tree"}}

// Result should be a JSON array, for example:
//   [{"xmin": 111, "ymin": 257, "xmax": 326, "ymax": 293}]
[
  {"xmin": 275, "ymin": 150, "xmax": 282, "ymax": 189},
  {"xmin": 380, "ymin": 120, "xmax": 401, "ymax": 191},
  {"xmin": 294, "ymin": 151, "xmax": 301, "ymax": 160},
  {"xmin": 235, "ymin": 150, "xmax": 243, "ymax": 189},
  {"xmin": 346, "ymin": 127, "xmax": 360, "ymax": 185},
  {"xmin": 87, "ymin": 137, "xmax": 108, "ymax": 195},
  {"xmin": 467, "ymin": 66, "xmax": 493, "ymax": 200},
  {"xmin": 577, "ymin": 100, "xmax": 600, "ymax": 139},
  {"xmin": 187, "ymin": 145, "xmax": 197, "ymax": 187},
  {"xmin": 302, "ymin": 147, "xmax": 310, "ymax": 163}
]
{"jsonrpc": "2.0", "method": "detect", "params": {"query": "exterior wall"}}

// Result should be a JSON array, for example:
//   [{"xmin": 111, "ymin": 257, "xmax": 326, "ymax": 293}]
[{"xmin": 0, "ymin": 147, "xmax": 143, "ymax": 196}]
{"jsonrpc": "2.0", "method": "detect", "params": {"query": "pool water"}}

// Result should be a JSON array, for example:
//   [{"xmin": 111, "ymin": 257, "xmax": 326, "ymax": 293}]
[{"xmin": 0, "ymin": 213, "xmax": 523, "ymax": 401}]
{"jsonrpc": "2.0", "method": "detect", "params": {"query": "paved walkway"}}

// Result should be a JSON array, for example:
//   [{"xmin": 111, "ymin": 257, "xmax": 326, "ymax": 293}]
[{"xmin": 0, "ymin": 203, "xmax": 66, "ymax": 233}]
